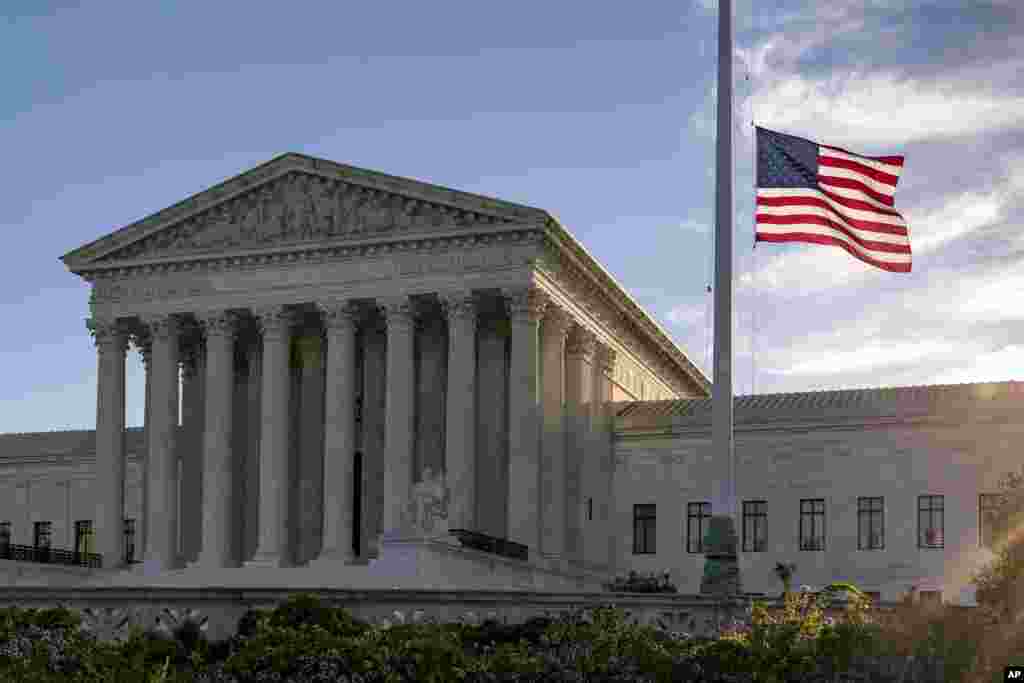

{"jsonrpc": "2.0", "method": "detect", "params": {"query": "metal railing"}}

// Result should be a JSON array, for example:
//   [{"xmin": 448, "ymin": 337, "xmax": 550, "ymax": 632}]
[
  {"xmin": 448, "ymin": 529, "xmax": 528, "ymax": 561},
  {"xmin": 0, "ymin": 543, "xmax": 103, "ymax": 568}
]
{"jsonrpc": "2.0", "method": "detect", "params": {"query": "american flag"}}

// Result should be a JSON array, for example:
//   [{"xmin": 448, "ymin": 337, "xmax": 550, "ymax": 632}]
[{"xmin": 755, "ymin": 126, "xmax": 912, "ymax": 272}]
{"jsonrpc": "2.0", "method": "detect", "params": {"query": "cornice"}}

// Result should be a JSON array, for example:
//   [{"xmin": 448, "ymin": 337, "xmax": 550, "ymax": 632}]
[{"xmin": 536, "ymin": 223, "xmax": 709, "ymax": 398}]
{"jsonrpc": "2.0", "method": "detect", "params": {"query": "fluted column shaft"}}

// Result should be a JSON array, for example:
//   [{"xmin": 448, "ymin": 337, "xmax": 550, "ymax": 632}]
[
  {"xmin": 196, "ymin": 312, "xmax": 237, "ymax": 568},
  {"xmin": 246, "ymin": 306, "xmax": 294, "ymax": 568},
  {"xmin": 179, "ymin": 338, "xmax": 204, "ymax": 563},
  {"xmin": 565, "ymin": 326, "xmax": 596, "ymax": 565},
  {"xmin": 314, "ymin": 301, "xmax": 359, "ymax": 563},
  {"xmin": 382, "ymin": 298, "xmax": 416, "ymax": 538},
  {"xmin": 595, "ymin": 343, "xmax": 618, "ymax": 574},
  {"xmin": 137, "ymin": 335, "xmax": 152, "ymax": 564},
  {"xmin": 540, "ymin": 306, "xmax": 571, "ymax": 559},
  {"xmin": 91, "ymin": 319, "xmax": 127, "ymax": 569},
  {"xmin": 506, "ymin": 287, "xmax": 547, "ymax": 554},
  {"xmin": 442, "ymin": 292, "xmax": 477, "ymax": 532},
  {"xmin": 142, "ymin": 315, "xmax": 181, "ymax": 572}
]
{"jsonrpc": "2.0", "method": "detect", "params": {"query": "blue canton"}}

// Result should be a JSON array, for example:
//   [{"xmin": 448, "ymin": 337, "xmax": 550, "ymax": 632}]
[{"xmin": 756, "ymin": 127, "xmax": 818, "ymax": 189}]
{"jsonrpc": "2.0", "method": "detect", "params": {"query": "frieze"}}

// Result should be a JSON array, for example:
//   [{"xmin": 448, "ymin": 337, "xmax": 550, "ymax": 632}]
[{"xmin": 96, "ymin": 171, "xmax": 516, "ymax": 263}]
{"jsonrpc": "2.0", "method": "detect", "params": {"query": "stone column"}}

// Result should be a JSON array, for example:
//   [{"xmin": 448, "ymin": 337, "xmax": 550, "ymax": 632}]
[
  {"xmin": 441, "ymin": 291, "xmax": 477, "ymax": 533},
  {"xmin": 539, "ymin": 305, "xmax": 572, "ymax": 560},
  {"xmin": 179, "ymin": 334, "xmax": 204, "ymax": 564},
  {"xmin": 595, "ymin": 343, "xmax": 618, "ymax": 574},
  {"xmin": 90, "ymin": 318, "xmax": 127, "ymax": 569},
  {"xmin": 245, "ymin": 305, "xmax": 295, "ymax": 568},
  {"xmin": 565, "ymin": 325, "xmax": 596, "ymax": 566},
  {"xmin": 313, "ymin": 301, "xmax": 359, "ymax": 564},
  {"xmin": 381, "ymin": 297, "xmax": 416, "ymax": 540},
  {"xmin": 505, "ymin": 287, "xmax": 547, "ymax": 555},
  {"xmin": 141, "ymin": 314, "xmax": 181, "ymax": 573},
  {"xmin": 195, "ymin": 312, "xmax": 238, "ymax": 568},
  {"xmin": 134, "ymin": 330, "xmax": 153, "ymax": 565}
]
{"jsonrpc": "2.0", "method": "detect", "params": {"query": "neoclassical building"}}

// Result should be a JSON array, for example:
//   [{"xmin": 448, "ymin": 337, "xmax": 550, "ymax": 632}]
[{"xmin": 0, "ymin": 153, "xmax": 1020, "ymax": 602}]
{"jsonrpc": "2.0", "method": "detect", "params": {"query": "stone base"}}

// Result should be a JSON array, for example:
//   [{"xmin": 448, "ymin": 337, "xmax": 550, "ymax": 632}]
[{"xmin": 83, "ymin": 533, "xmax": 608, "ymax": 591}]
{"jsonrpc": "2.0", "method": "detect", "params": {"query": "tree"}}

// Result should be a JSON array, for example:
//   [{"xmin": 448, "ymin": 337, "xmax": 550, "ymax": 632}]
[{"xmin": 971, "ymin": 466, "xmax": 1024, "ymax": 622}]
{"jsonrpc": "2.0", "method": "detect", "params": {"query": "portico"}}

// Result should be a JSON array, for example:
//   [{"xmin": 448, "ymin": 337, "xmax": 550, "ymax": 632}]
[{"xmin": 63, "ymin": 153, "xmax": 706, "ymax": 588}]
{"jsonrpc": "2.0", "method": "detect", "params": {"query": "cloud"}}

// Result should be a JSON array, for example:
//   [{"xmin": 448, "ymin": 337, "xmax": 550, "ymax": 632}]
[{"xmin": 929, "ymin": 345, "xmax": 1024, "ymax": 385}]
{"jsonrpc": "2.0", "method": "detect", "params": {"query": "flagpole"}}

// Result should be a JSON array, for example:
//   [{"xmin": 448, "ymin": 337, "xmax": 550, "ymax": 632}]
[{"xmin": 700, "ymin": 0, "xmax": 741, "ymax": 602}]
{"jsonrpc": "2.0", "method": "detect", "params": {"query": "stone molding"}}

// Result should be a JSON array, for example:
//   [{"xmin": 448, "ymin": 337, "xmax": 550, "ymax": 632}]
[{"xmin": 504, "ymin": 286, "xmax": 548, "ymax": 323}]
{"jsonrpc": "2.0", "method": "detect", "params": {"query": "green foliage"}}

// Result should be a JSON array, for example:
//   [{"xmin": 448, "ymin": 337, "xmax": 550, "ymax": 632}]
[{"xmin": 972, "ymin": 466, "xmax": 1024, "ymax": 621}]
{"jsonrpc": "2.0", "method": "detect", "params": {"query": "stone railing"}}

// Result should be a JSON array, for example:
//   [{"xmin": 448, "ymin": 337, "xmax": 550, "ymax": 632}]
[
  {"xmin": 0, "ymin": 543, "xmax": 103, "ymax": 568},
  {"xmin": 0, "ymin": 585, "xmax": 907, "ymax": 644}
]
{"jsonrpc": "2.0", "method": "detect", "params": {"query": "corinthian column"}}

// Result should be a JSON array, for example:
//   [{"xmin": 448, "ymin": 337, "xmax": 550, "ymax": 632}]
[
  {"xmin": 565, "ymin": 325, "xmax": 596, "ymax": 566},
  {"xmin": 381, "ymin": 297, "xmax": 416, "ymax": 540},
  {"xmin": 245, "ymin": 305, "xmax": 295, "ymax": 568},
  {"xmin": 313, "ymin": 300, "xmax": 359, "ymax": 564},
  {"xmin": 141, "ymin": 314, "xmax": 181, "ymax": 573},
  {"xmin": 505, "ymin": 286, "xmax": 547, "ymax": 555},
  {"xmin": 195, "ymin": 311, "xmax": 238, "ymax": 568},
  {"xmin": 134, "ymin": 330, "xmax": 152, "ymax": 565},
  {"xmin": 441, "ymin": 291, "xmax": 477, "ymax": 533},
  {"xmin": 595, "ymin": 343, "xmax": 618, "ymax": 574},
  {"xmin": 89, "ymin": 318, "xmax": 127, "ymax": 569},
  {"xmin": 539, "ymin": 305, "xmax": 572, "ymax": 560}
]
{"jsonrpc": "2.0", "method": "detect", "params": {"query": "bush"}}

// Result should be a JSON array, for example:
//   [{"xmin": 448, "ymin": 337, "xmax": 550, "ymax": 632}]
[{"xmin": 603, "ymin": 570, "xmax": 678, "ymax": 594}]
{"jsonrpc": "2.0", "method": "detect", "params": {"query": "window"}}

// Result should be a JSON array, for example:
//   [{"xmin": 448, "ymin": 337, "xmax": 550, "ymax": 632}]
[
  {"xmin": 74, "ymin": 520, "xmax": 94, "ymax": 556},
  {"xmin": 918, "ymin": 495, "xmax": 944, "ymax": 549},
  {"xmin": 633, "ymin": 504, "xmax": 656, "ymax": 554},
  {"xmin": 979, "ymin": 493, "xmax": 1004, "ymax": 550},
  {"xmin": 0, "ymin": 521, "xmax": 10, "ymax": 556},
  {"xmin": 858, "ymin": 497, "xmax": 885, "ymax": 550},
  {"xmin": 124, "ymin": 518, "xmax": 136, "ymax": 563},
  {"xmin": 587, "ymin": 498, "xmax": 593, "ymax": 522},
  {"xmin": 799, "ymin": 499, "xmax": 825, "ymax": 551},
  {"xmin": 33, "ymin": 521, "xmax": 52, "ymax": 549},
  {"xmin": 687, "ymin": 502, "xmax": 712, "ymax": 553},
  {"xmin": 742, "ymin": 501, "xmax": 767, "ymax": 552}
]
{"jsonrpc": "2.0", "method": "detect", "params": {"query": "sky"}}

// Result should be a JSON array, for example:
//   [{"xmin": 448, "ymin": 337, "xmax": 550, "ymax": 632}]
[{"xmin": 1, "ymin": 0, "xmax": 1021, "ymax": 433}]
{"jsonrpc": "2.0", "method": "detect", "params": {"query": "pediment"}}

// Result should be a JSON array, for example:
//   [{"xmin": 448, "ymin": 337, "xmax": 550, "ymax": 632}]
[{"xmin": 62, "ymin": 154, "xmax": 545, "ymax": 270}]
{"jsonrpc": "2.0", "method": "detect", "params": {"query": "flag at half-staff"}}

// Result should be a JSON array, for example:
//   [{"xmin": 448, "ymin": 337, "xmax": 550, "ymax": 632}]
[{"xmin": 755, "ymin": 126, "xmax": 913, "ymax": 272}]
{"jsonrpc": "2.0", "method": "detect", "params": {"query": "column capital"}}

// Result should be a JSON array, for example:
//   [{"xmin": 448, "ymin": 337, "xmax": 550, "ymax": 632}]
[
  {"xmin": 87, "ymin": 318, "xmax": 128, "ymax": 352},
  {"xmin": 317, "ymin": 300, "xmax": 360, "ymax": 333},
  {"xmin": 566, "ymin": 326, "xmax": 598, "ymax": 360},
  {"xmin": 597, "ymin": 343, "xmax": 617, "ymax": 373},
  {"xmin": 197, "ymin": 311, "xmax": 241, "ymax": 340},
  {"xmin": 542, "ymin": 305, "xmax": 574, "ymax": 337},
  {"xmin": 139, "ymin": 314, "xmax": 182, "ymax": 342},
  {"xmin": 252, "ymin": 305, "xmax": 294, "ymax": 340},
  {"xmin": 504, "ymin": 287, "xmax": 548, "ymax": 323},
  {"xmin": 380, "ymin": 297, "xmax": 416, "ymax": 334},
  {"xmin": 439, "ymin": 291, "xmax": 478, "ymax": 325},
  {"xmin": 129, "ymin": 328, "xmax": 153, "ymax": 364}
]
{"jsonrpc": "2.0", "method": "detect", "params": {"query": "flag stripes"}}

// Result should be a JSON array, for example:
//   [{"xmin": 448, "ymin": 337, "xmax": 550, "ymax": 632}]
[{"xmin": 755, "ymin": 127, "xmax": 913, "ymax": 272}]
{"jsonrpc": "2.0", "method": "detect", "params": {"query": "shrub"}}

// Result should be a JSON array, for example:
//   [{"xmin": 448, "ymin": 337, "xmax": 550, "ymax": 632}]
[{"xmin": 603, "ymin": 570, "xmax": 678, "ymax": 594}]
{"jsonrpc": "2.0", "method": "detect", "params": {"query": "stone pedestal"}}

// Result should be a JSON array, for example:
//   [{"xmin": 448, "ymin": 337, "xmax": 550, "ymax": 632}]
[{"xmin": 700, "ymin": 515, "xmax": 742, "ymax": 597}]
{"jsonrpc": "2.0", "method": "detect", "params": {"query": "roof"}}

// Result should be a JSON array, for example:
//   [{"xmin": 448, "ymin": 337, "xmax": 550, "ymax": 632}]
[
  {"xmin": 0, "ymin": 427, "xmax": 147, "ymax": 466},
  {"xmin": 616, "ymin": 380, "xmax": 1024, "ymax": 429}
]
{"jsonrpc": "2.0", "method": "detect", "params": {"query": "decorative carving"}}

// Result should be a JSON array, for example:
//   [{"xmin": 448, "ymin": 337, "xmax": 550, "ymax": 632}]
[
  {"xmin": 566, "ymin": 326, "xmax": 597, "ymax": 360},
  {"xmin": 197, "ymin": 311, "xmax": 239, "ymax": 340},
  {"xmin": 542, "ymin": 305, "xmax": 574, "ymax": 338},
  {"xmin": 504, "ymin": 287, "xmax": 548, "ymax": 323},
  {"xmin": 381, "ymin": 298, "xmax": 416, "ymax": 334},
  {"xmin": 597, "ymin": 343, "xmax": 617, "ymax": 373},
  {"xmin": 98, "ymin": 171, "xmax": 514, "ymax": 262},
  {"xmin": 253, "ymin": 306, "xmax": 293, "ymax": 339},
  {"xmin": 439, "ymin": 291, "xmax": 478, "ymax": 326},
  {"xmin": 86, "ymin": 318, "xmax": 128, "ymax": 351},
  {"xmin": 318, "ymin": 301, "xmax": 360, "ymax": 333},
  {"xmin": 405, "ymin": 465, "xmax": 450, "ymax": 536},
  {"xmin": 139, "ymin": 314, "xmax": 180, "ymax": 342}
]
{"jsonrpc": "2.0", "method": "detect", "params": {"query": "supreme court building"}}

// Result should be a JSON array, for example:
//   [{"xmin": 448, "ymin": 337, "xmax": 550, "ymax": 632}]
[{"xmin": 1, "ymin": 153, "xmax": 1021, "ymax": 602}]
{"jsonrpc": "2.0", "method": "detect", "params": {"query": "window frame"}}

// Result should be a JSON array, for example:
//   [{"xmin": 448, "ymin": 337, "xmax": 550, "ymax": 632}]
[
  {"xmin": 687, "ymin": 501, "xmax": 712, "ymax": 554},
  {"xmin": 633, "ymin": 503, "xmax": 656, "ymax": 555},
  {"xmin": 918, "ymin": 495, "xmax": 944, "ymax": 549},
  {"xmin": 799, "ymin": 499, "xmax": 826, "ymax": 551},
  {"xmin": 857, "ymin": 496, "xmax": 885, "ymax": 551},
  {"xmin": 742, "ymin": 500, "xmax": 767, "ymax": 552}
]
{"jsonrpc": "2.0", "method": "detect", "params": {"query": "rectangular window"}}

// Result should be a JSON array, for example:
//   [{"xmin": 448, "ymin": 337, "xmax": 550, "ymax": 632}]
[
  {"xmin": 858, "ymin": 497, "xmax": 885, "ymax": 550},
  {"xmin": 587, "ymin": 498, "xmax": 593, "ymax": 522},
  {"xmin": 918, "ymin": 495, "xmax": 944, "ymax": 549},
  {"xmin": 979, "ymin": 493, "xmax": 1003, "ymax": 550},
  {"xmin": 687, "ymin": 502, "xmax": 712, "ymax": 553},
  {"xmin": 799, "ymin": 499, "xmax": 825, "ymax": 551},
  {"xmin": 74, "ymin": 520, "xmax": 94, "ymax": 556},
  {"xmin": 742, "ymin": 500, "xmax": 767, "ymax": 552},
  {"xmin": 33, "ymin": 521, "xmax": 52, "ymax": 549},
  {"xmin": 633, "ymin": 504, "xmax": 656, "ymax": 554},
  {"xmin": 124, "ymin": 518, "xmax": 136, "ymax": 563}
]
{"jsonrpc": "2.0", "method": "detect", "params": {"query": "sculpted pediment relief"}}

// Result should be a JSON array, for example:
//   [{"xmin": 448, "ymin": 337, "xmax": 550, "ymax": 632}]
[{"xmin": 97, "ymin": 171, "xmax": 517, "ymax": 262}]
